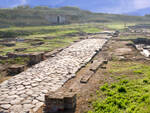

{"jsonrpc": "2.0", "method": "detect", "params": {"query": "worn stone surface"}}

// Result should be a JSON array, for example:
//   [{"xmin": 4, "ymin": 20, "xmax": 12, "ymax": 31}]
[{"xmin": 0, "ymin": 39, "xmax": 108, "ymax": 113}]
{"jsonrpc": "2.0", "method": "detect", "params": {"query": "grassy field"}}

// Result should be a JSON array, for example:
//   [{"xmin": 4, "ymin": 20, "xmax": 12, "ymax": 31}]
[
  {"xmin": 0, "ymin": 22, "xmax": 141, "ymax": 56},
  {"xmin": 120, "ymin": 34, "xmax": 150, "ymax": 40},
  {"xmin": 0, "ymin": 23, "xmax": 102, "ymax": 38},
  {"xmin": 105, "ymin": 23, "xmax": 136, "ymax": 30},
  {"xmin": 0, "ymin": 23, "xmax": 105, "ymax": 55},
  {"xmin": 88, "ymin": 61, "xmax": 150, "ymax": 113}
]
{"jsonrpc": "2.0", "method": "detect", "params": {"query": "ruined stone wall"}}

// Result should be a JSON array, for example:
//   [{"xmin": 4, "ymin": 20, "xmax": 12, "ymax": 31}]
[{"xmin": 45, "ymin": 15, "xmax": 69, "ymax": 24}]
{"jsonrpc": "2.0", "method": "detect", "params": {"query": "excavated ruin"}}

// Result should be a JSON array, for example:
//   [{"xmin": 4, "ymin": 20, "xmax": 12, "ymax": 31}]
[{"xmin": 0, "ymin": 38, "xmax": 110, "ymax": 113}]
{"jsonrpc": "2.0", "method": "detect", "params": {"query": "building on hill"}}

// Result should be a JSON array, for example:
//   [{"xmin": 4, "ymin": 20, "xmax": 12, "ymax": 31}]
[{"xmin": 45, "ymin": 15, "xmax": 70, "ymax": 24}]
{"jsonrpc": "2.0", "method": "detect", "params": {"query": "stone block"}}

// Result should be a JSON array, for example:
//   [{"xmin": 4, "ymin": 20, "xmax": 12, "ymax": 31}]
[
  {"xmin": 29, "ymin": 52, "xmax": 44, "ymax": 65},
  {"xmin": 15, "ymin": 48, "xmax": 27, "ymax": 52},
  {"xmin": 80, "ymin": 71, "xmax": 94, "ymax": 83},
  {"xmin": 64, "ymin": 92, "xmax": 76, "ymax": 109},
  {"xmin": 44, "ymin": 91, "xmax": 76, "ymax": 113},
  {"xmin": 31, "ymin": 42, "xmax": 44, "ymax": 46},
  {"xmin": 44, "ymin": 49, "xmax": 62, "ymax": 58},
  {"xmin": 3, "ymin": 43, "xmax": 16, "ymax": 47},
  {"xmin": 0, "ymin": 55, "xmax": 8, "ymax": 60},
  {"xmin": 45, "ymin": 92, "xmax": 64, "ymax": 113},
  {"xmin": 89, "ymin": 60, "xmax": 104, "ymax": 72},
  {"xmin": 8, "ymin": 64, "xmax": 25, "ymax": 76},
  {"xmin": 7, "ymin": 52, "xmax": 29, "ymax": 58},
  {"xmin": 103, "ymin": 60, "xmax": 108, "ymax": 64},
  {"xmin": 43, "ymin": 36, "xmax": 56, "ymax": 40}
]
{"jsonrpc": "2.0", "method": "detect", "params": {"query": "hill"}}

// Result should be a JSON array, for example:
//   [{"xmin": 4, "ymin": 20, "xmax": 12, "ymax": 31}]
[
  {"xmin": 0, "ymin": 6, "xmax": 150, "ymax": 28},
  {"xmin": 127, "ymin": 7, "xmax": 150, "ymax": 16}
]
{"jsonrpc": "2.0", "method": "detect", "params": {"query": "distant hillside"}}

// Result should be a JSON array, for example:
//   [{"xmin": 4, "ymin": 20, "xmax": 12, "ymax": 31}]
[
  {"xmin": 127, "ymin": 7, "xmax": 150, "ymax": 16},
  {"xmin": 0, "ymin": 6, "xmax": 150, "ymax": 28}
]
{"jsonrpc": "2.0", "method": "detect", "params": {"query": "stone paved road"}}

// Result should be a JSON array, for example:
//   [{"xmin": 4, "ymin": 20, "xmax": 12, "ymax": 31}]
[{"xmin": 0, "ymin": 39, "xmax": 108, "ymax": 113}]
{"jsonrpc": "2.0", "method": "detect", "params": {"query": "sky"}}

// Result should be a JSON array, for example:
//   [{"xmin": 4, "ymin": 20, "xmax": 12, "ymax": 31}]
[{"xmin": 0, "ymin": 0, "xmax": 150, "ymax": 14}]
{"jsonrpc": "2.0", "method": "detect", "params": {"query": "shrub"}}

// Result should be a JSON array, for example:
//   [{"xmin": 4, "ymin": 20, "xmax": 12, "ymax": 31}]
[
  {"xmin": 100, "ymin": 83, "xmax": 109, "ymax": 91},
  {"xmin": 118, "ymin": 86, "xmax": 127, "ymax": 93},
  {"xmin": 133, "ymin": 70, "xmax": 143, "ymax": 74},
  {"xmin": 120, "ymin": 80, "xmax": 129, "ymax": 84},
  {"xmin": 111, "ymin": 84, "xmax": 116, "ymax": 88},
  {"xmin": 143, "ymin": 79, "xmax": 149, "ymax": 84}
]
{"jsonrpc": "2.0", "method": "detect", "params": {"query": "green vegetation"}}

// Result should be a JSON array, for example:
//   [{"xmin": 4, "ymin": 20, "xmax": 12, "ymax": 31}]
[
  {"xmin": 106, "ymin": 23, "xmax": 136, "ymax": 30},
  {"xmin": 89, "ymin": 61, "xmax": 150, "ymax": 113},
  {"xmin": 0, "ymin": 37, "xmax": 79, "ymax": 55},
  {"xmin": 0, "ymin": 57, "xmax": 29, "ymax": 65},
  {"xmin": 81, "ymin": 27, "xmax": 101, "ymax": 33},
  {"xmin": 24, "ymin": 37, "xmax": 79, "ymax": 53},
  {"xmin": 0, "ymin": 23, "xmax": 105, "ymax": 55},
  {"xmin": 0, "ymin": 6, "xmax": 150, "ymax": 28},
  {"xmin": 0, "ymin": 23, "xmax": 103, "ymax": 38},
  {"xmin": 120, "ymin": 34, "xmax": 150, "ymax": 40},
  {"xmin": 1, "ymin": 22, "xmax": 145, "ymax": 55}
]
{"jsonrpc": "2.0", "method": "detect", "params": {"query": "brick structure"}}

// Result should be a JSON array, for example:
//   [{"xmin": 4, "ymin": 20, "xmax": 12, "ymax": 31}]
[
  {"xmin": 29, "ymin": 52, "xmax": 44, "ymax": 65},
  {"xmin": 8, "ymin": 64, "xmax": 26, "ymax": 75},
  {"xmin": 6, "ymin": 52, "xmax": 44, "ymax": 65},
  {"xmin": 45, "ymin": 91, "xmax": 76, "ymax": 113}
]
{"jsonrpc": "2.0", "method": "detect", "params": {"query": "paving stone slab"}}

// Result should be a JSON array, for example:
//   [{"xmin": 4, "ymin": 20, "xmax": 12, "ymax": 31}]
[{"xmin": 0, "ymin": 39, "xmax": 108, "ymax": 113}]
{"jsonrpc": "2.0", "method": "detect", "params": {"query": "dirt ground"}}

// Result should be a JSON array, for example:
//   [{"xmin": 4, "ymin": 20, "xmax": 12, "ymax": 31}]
[{"xmin": 50, "ymin": 36, "xmax": 149, "ymax": 113}]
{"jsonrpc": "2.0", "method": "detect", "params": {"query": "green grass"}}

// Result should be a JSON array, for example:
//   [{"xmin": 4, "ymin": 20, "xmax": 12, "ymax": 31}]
[
  {"xmin": 0, "ymin": 23, "xmax": 104, "ymax": 39},
  {"xmin": 0, "ymin": 42, "xmax": 31, "ymax": 55},
  {"xmin": 24, "ymin": 37, "xmax": 79, "ymax": 53},
  {"xmin": 0, "ymin": 24, "xmax": 80, "ymax": 38},
  {"xmin": 0, "ymin": 23, "xmax": 106, "ymax": 55},
  {"xmin": 0, "ymin": 23, "xmax": 88, "ymax": 31},
  {"xmin": 88, "ymin": 62, "xmax": 150, "ymax": 113},
  {"xmin": 119, "ymin": 34, "xmax": 150, "ymax": 40},
  {"xmin": 105, "ymin": 23, "xmax": 136, "ymax": 30},
  {"xmin": 0, "ymin": 23, "xmax": 101, "ymax": 33},
  {"xmin": 0, "ymin": 57, "xmax": 29, "ymax": 65},
  {"xmin": 81, "ymin": 27, "xmax": 102, "ymax": 33}
]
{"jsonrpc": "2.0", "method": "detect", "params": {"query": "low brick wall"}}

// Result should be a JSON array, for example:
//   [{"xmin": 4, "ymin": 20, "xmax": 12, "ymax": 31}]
[{"xmin": 44, "ymin": 91, "xmax": 76, "ymax": 113}]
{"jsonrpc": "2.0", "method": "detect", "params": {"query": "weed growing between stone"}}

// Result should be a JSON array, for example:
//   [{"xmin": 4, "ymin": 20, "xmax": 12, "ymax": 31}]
[{"xmin": 88, "ymin": 62, "xmax": 150, "ymax": 113}]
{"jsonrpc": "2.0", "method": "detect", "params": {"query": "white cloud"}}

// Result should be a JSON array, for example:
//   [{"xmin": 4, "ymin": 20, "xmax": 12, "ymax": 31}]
[
  {"xmin": 10, "ymin": 0, "xmax": 28, "ymax": 7},
  {"xmin": 103, "ymin": 0, "xmax": 150, "ymax": 14},
  {"xmin": 20, "ymin": 0, "xmax": 27, "ymax": 5},
  {"xmin": 133, "ymin": 0, "xmax": 150, "ymax": 9},
  {"xmin": 94, "ymin": 0, "xmax": 134, "ymax": 14}
]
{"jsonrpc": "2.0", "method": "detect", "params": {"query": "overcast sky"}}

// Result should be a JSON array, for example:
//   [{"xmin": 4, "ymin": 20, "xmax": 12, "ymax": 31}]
[{"xmin": 0, "ymin": 0, "xmax": 150, "ymax": 14}]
